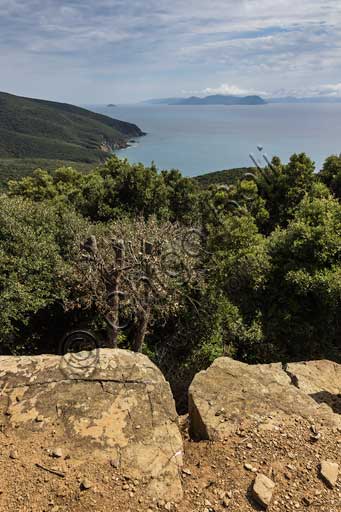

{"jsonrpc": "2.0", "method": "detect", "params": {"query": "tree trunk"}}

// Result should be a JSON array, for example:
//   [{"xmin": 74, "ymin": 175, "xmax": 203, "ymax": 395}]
[{"xmin": 132, "ymin": 307, "xmax": 150, "ymax": 353}]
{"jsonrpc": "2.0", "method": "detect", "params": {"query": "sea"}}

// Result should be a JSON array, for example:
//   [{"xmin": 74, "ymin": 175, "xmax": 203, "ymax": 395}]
[{"xmin": 89, "ymin": 103, "xmax": 341, "ymax": 177}]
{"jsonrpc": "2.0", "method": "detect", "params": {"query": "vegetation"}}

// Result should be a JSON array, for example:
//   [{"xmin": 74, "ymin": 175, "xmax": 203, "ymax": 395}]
[
  {"xmin": 0, "ymin": 91, "xmax": 144, "ymax": 164},
  {"xmin": 0, "ymin": 152, "xmax": 340, "ymax": 405},
  {"xmin": 0, "ymin": 158, "xmax": 96, "ymax": 188}
]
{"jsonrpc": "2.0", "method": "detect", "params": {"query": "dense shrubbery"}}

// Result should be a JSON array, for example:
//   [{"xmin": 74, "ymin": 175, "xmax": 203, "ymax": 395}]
[{"xmin": 1, "ymin": 153, "xmax": 340, "ymax": 401}]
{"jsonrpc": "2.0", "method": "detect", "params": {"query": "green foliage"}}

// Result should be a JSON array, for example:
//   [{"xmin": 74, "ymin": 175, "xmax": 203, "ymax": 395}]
[
  {"xmin": 0, "ymin": 195, "xmax": 87, "ymax": 353},
  {"xmin": 0, "ymin": 158, "xmax": 95, "ymax": 188},
  {"xmin": 263, "ymin": 195, "xmax": 341, "ymax": 360},
  {"xmin": 252, "ymin": 153, "xmax": 316, "ymax": 232},
  {"xmin": 319, "ymin": 154, "xmax": 341, "ymax": 199},
  {"xmin": 8, "ymin": 156, "xmax": 201, "ymax": 223},
  {"xmin": 1, "ymin": 151, "xmax": 341, "ymax": 375}
]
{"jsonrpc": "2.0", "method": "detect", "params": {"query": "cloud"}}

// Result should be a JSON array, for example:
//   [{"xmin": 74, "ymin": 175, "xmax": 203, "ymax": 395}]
[
  {"xmin": 186, "ymin": 83, "xmax": 268, "ymax": 97},
  {"xmin": 0, "ymin": 0, "xmax": 341, "ymax": 102}
]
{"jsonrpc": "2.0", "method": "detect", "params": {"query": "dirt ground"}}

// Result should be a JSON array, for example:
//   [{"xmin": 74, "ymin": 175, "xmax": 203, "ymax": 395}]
[{"xmin": 0, "ymin": 415, "xmax": 340, "ymax": 512}]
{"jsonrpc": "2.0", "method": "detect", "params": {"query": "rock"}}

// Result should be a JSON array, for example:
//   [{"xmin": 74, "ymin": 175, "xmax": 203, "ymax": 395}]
[
  {"xmin": 51, "ymin": 448, "xmax": 63, "ymax": 458},
  {"xmin": 252, "ymin": 473, "xmax": 275, "ymax": 509},
  {"xmin": 188, "ymin": 358, "xmax": 340, "ymax": 440},
  {"xmin": 110, "ymin": 458, "xmax": 120, "ymax": 469},
  {"xmin": 286, "ymin": 360, "xmax": 341, "ymax": 415},
  {"xmin": 9, "ymin": 449, "xmax": 18, "ymax": 460},
  {"xmin": 320, "ymin": 460, "xmax": 339, "ymax": 488},
  {"xmin": 80, "ymin": 478, "xmax": 92, "ymax": 490},
  {"xmin": 0, "ymin": 349, "xmax": 183, "ymax": 502},
  {"xmin": 286, "ymin": 360, "xmax": 341, "ymax": 395}
]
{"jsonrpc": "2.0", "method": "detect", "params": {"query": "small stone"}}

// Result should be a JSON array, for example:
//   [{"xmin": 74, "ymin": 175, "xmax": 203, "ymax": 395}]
[
  {"xmin": 110, "ymin": 458, "xmax": 120, "ymax": 469},
  {"xmin": 51, "ymin": 448, "xmax": 63, "ymax": 458},
  {"xmin": 35, "ymin": 415, "xmax": 44, "ymax": 423},
  {"xmin": 80, "ymin": 479, "xmax": 92, "ymax": 490},
  {"xmin": 310, "ymin": 432, "xmax": 321, "ymax": 442},
  {"xmin": 244, "ymin": 463, "xmax": 253, "ymax": 471},
  {"xmin": 182, "ymin": 468, "xmax": 192, "ymax": 476},
  {"xmin": 252, "ymin": 473, "xmax": 275, "ymax": 509},
  {"xmin": 9, "ymin": 450, "xmax": 18, "ymax": 460},
  {"xmin": 320, "ymin": 460, "xmax": 339, "ymax": 488},
  {"xmin": 165, "ymin": 503, "xmax": 172, "ymax": 511}
]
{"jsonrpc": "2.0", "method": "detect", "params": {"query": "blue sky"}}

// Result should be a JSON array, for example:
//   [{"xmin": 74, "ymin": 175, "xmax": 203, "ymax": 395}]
[{"xmin": 1, "ymin": 0, "xmax": 341, "ymax": 103}]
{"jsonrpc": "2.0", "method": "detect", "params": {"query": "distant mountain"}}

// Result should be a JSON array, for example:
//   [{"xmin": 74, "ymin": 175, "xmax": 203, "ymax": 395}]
[
  {"xmin": 107, "ymin": 104, "xmax": 117, "ymax": 107},
  {"xmin": 268, "ymin": 96, "xmax": 341, "ymax": 104},
  {"xmin": 143, "ymin": 94, "xmax": 267, "ymax": 106},
  {"xmin": 0, "ymin": 91, "xmax": 144, "ymax": 163}
]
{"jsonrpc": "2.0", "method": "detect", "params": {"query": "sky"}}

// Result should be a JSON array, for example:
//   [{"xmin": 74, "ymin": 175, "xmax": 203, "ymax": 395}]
[{"xmin": 1, "ymin": 0, "xmax": 341, "ymax": 104}]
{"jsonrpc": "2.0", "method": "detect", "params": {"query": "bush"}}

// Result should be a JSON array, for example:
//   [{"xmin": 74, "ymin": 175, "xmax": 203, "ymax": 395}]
[{"xmin": 0, "ymin": 195, "xmax": 88, "ymax": 353}]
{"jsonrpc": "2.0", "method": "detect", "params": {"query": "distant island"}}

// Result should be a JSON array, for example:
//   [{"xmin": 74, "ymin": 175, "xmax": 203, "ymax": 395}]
[
  {"xmin": 0, "ymin": 91, "xmax": 144, "ymax": 163},
  {"xmin": 143, "ymin": 94, "xmax": 341, "ymax": 106},
  {"xmin": 107, "ymin": 104, "xmax": 117, "ymax": 107},
  {"xmin": 143, "ymin": 94, "xmax": 267, "ymax": 106}
]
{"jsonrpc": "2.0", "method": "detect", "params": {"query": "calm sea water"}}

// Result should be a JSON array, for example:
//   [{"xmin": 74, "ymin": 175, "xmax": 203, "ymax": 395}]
[{"xmin": 90, "ymin": 104, "xmax": 341, "ymax": 177}]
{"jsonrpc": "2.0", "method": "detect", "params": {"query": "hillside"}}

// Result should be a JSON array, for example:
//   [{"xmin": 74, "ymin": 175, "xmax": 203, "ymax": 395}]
[
  {"xmin": 0, "ymin": 92, "xmax": 144, "ymax": 163},
  {"xmin": 144, "ymin": 95, "xmax": 267, "ymax": 105},
  {"xmin": 195, "ymin": 166, "xmax": 256, "ymax": 187}
]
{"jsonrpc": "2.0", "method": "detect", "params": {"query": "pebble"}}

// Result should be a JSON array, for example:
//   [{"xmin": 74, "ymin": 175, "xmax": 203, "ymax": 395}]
[
  {"xmin": 51, "ymin": 448, "xmax": 63, "ymax": 458},
  {"xmin": 9, "ymin": 450, "xmax": 18, "ymax": 460},
  {"xmin": 80, "ymin": 479, "xmax": 92, "ymax": 490}
]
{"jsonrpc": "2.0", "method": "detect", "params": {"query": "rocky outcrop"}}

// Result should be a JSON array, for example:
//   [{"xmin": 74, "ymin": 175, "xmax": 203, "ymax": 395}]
[
  {"xmin": 0, "ymin": 349, "xmax": 183, "ymax": 501},
  {"xmin": 189, "ymin": 357, "xmax": 341, "ymax": 440}
]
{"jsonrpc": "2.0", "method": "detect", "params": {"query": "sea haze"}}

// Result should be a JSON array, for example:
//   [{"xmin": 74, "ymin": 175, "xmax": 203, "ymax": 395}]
[{"xmin": 90, "ymin": 104, "xmax": 341, "ymax": 177}]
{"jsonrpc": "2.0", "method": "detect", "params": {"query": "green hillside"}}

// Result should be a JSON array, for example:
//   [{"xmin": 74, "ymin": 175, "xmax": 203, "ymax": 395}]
[
  {"xmin": 195, "ymin": 167, "xmax": 256, "ymax": 187},
  {"xmin": 0, "ymin": 91, "xmax": 144, "ymax": 162}
]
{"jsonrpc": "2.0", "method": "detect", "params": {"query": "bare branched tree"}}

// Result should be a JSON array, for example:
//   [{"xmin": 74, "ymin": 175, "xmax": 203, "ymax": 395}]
[{"xmin": 69, "ymin": 217, "xmax": 204, "ymax": 352}]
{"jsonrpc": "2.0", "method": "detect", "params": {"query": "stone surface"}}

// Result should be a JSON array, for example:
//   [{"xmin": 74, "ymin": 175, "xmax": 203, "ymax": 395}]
[
  {"xmin": 286, "ymin": 360, "xmax": 341, "ymax": 414},
  {"xmin": 0, "ymin": 349, "xmax": 183, "ymax": 501},
  {"xmin": 320, "ymin": 460, "xmax": 339, "ymax": 488},
  {"xmin": 252, "ymin": 473, "xmax": 275, "ymax": 508},
  {"xmin": 188, "ymin": 357, "xmax": 341, "ymax": 440}
]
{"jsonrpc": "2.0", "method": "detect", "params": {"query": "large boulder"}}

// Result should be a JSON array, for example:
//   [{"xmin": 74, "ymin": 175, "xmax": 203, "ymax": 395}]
[
  {"xmin": 0, "ymin": 349, "xmax": 183, "ymax": 501},
  {"xmin": 189, "ymin": 357, "xmax": 341, "ymax": 440}
]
